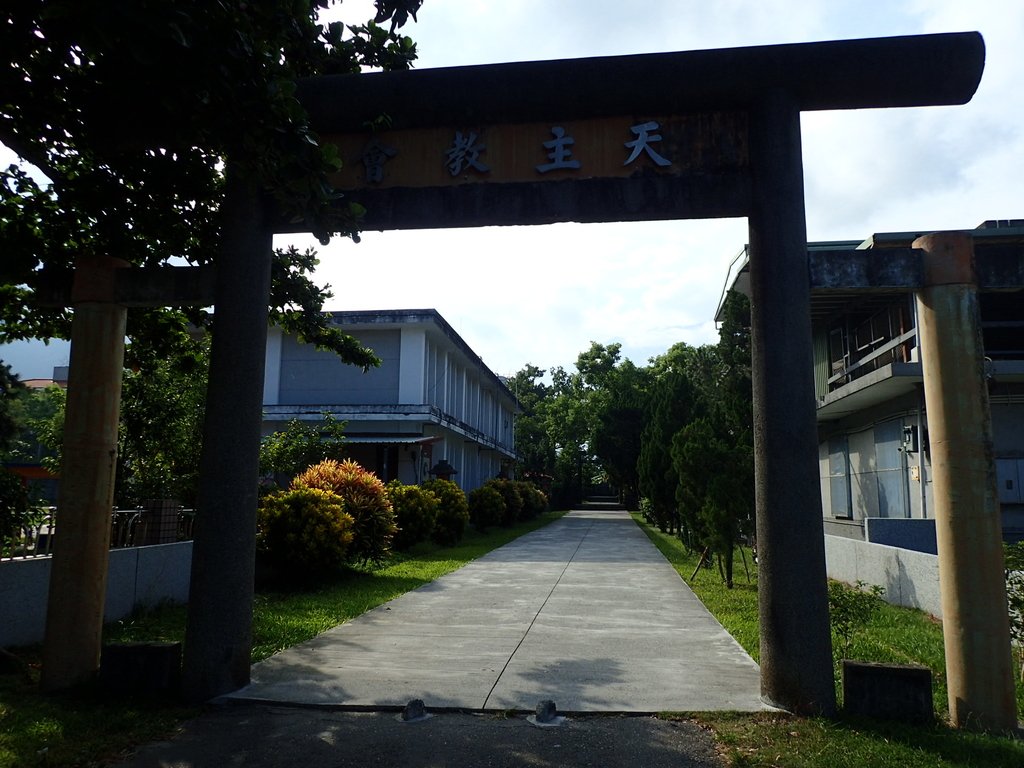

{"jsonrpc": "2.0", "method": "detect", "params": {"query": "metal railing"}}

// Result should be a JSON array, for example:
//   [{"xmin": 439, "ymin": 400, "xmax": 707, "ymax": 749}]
[
  {"xmin": 827, "ymin": 329, "xmax": 917, "ymax": 390},
  {"xmin": 0, "ymin": 505, "xmax": 196, "ymax": 561}
]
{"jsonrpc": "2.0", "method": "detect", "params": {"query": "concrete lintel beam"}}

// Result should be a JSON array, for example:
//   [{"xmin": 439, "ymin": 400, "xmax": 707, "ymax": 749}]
[
  {"xmin": 975, "ymin": 244, "xmax": 1024, "ymax": 290},
  {"xmin": 809, "ymin": 247, "xmax": 921, "ymax": 292},
  {"xmin": 33, "ymin": 265, "xmax": 216, "ymax": 309},
  {"xmin": 300, "ymin": 32, "xmax": 984, "ymax": 133},
  {"xmin": 809, "ymin": 246, "xmax": 1024, "ymax": 292}
]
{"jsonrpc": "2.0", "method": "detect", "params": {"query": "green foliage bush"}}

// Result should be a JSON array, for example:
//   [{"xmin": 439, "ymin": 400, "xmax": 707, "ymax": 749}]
[
  {"xmin": 639, "ymin": 497, "xmax": 655, "ymax": 524},
  {"xmin": 485, "ymin": 478, "xmax": 523, "ymax": 526},
  {"xmin": 293, "ymin": 459, "xmax": 397, "ymax": 565},
  {"xmin": 259, "ymin": 413, "xmax": 348, "ymax": 484},
  {"xmin": 0, "ymin": 469, "xmax": 45, "ymax": 556},
  {"xmin": 385, "ymin": 480, "xmax": 438, "ymax": 551},
  {"xmin": 515, "ymin": 480, "xmax": 548, "ymax": 519},
  {"xmin": 468, "ymin": 484, "xmax": 505, "ymax": 531},
  {"xmin": 256, "ymin": 486, "xmax": 354, "ymax": 578},
  {"xmin": 1005, "ymin": 542, "xmax": 1024, "ymax": 681},
  {"xmin": 828, "ymin": 579, "xmax": 886, "ymax": 658},
  {"xmin": 422, "ymin": 478, "xmax": 469, "ymax": 546}
]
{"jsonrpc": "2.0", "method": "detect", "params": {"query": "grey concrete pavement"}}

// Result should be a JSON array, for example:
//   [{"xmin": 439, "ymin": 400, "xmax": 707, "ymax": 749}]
[{"xmin": 226, "ymin": 509, "xmax": 766, "ymax": 713}]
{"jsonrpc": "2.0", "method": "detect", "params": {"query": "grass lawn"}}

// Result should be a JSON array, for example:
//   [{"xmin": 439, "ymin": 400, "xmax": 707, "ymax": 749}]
[
  {"xmin": 632, "ymin": 513, "xmax": 1024, "ymax": 768},
  {"xmin": 0, "ymin": 511, "xmax": 565, "ymax": 768}
]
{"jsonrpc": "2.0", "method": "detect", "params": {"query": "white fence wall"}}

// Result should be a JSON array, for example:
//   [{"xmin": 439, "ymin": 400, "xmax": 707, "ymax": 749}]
[
  {"xmin": 824, "ymin": 534, "xmax": 942, "ymax": 618},
  {"xmin": 0, "ymin": 542, "xmax": 192, "ymax": 648}
]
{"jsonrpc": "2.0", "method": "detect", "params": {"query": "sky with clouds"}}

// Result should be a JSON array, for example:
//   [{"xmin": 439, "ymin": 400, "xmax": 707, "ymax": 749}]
[{"xmin": 3, "ymin": 0, "xmax": 1022, "ymax": 379}]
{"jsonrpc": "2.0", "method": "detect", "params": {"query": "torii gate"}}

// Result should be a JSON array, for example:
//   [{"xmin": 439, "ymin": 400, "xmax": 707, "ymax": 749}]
[{"xmin": 42, "ymin": 31, "xmax": 1004, "ymax": 724}]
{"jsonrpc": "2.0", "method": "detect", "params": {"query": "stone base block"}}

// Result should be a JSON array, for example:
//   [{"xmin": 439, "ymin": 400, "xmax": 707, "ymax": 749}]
[
  {"xmin": 842, "ymin": 659, "xmax": 934, "ymax": 723},
  {"xmin": 100, "ymin": 641, "xmax": 182, "ymax": 698}
]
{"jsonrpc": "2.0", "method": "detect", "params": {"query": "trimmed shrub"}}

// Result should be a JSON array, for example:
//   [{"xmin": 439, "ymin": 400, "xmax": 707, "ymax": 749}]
[
  {"xmin": 468, "ymin": 484, "xmax": 505, "ymax": 531},
  {"xmin": 1004, "ymin": 542, "xmax": 1024, "ymax": 681},
  {"xmin": 386, "ymin": 480, "xmax": 439, "ymax": 551},
  {"xmin": 639, "ymin": 497, "xmax": 655, "ymax": 525},
  {"xmin": 828, "ymin": 579, "xmax": 886, "ymax": 658},
  {"xmin": 293, "ymin": 459, "xmax": 397, "ymax": 565},
  {"xmin": 515, "ymin": 480, "xmax": 548, "ymax": 520},
  {"xmin": 256, "ymin": 486, "xmax": 354, "ymax": 578},
  {"xmin": 0, "ymin": 469, "xmax": 40, "ymax": 556},
  {"xmin": 422, "ymin": 478, "xmax": 469, "ymax": 546},
  {"xmin": 486, "ymin": 478, "xmax": 523, "ymax": 526}
]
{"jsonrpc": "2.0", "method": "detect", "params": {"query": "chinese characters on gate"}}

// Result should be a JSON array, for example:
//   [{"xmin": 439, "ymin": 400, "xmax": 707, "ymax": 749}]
[{"xmin": 359, "ymin": 120, "xmax": 674, "ymax": 183}]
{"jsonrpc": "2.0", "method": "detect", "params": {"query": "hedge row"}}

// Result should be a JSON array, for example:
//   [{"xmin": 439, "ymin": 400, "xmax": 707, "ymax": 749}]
[
  {"xmin": 256, "ymin": 461, "xmax": 477, "ymax": 580},
  {"xmin": 468, "ymin": 478, "xmax": 548, "ymax": 532}
]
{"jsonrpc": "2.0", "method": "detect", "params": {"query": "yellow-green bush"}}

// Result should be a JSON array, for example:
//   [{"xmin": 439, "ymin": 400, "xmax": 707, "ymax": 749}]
[
  {"xmin": 468, "ymin": 484, "xmax": 505, "ymax": 531},
  {"xmin": 485, "ymin": 478, "xmax": 523, "ymax": 525},
  {"xmin": 386, "ymin": 480, "xmax": 439, "ymax": 550},
  {"xmin": 421, "ymin": 478, "xmax": 469, "ymax": 546},
  {"xmin": 256, "ymin": 486, "xmax": 354, "ymax": 577},
  {"xmin": 293, "ymin": 459, "xmax": 397, "ymax": 564},
  {"xmin": 515, "ymin": 480, "xmax": 548, "ymax": 519}
]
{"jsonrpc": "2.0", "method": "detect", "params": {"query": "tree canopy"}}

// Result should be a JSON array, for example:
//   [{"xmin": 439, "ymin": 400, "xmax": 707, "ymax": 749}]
[
  {"xmin": 259, "ymin": 413, "xmax": 349, "ymax": 483},
  {"xmin": 0, "ymin": 1, "xmax": 422, "ymax": 367},
  {"xmin": 509, "ymin": 293, "xmax": 754, "ymax": 587},
  {"xmin": 0, "ymin": 363, "xmax": 23, "ymax": 454}
]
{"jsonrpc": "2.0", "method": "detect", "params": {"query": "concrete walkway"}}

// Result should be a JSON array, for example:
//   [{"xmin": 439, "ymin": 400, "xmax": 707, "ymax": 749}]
[{"xmin": 226, "ymin": 509, "xmax": 766, "ymax": 713}]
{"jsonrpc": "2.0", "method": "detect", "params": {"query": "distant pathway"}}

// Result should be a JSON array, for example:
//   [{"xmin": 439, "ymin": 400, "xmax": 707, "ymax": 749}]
[{"xmin": 226, "ymin": 509, "xmax": 766, "ymax": 712}]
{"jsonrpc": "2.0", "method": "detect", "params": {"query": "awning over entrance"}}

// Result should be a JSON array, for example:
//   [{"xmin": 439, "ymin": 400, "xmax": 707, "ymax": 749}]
[{"xmin": 341, "ymin": 436, "xmax": 441, "ymax": 446}]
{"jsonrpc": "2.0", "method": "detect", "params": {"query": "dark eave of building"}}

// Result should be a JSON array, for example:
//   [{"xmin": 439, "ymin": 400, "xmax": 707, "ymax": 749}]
[{"xmin": 715, "ymin": 220, "xmax": 1024, "ymax": 325}]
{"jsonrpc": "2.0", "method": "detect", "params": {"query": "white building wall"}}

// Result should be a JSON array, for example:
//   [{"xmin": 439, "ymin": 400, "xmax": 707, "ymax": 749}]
[
  {"xmin": 264, "ymin": 312, "xmax": 518, "ymax": 494},
  {"xmin": 458, "ymin": 367, "xmax": 467, "ymax": 422},
  {"xmin": 471, "ymin": 379, "xmax": 481, "ymax": 431},
  {"xmin": 398, "ymin": 327, "xmax": 426, "ymax": 404},
  {"xmin": 426, "ymin": 342, "xmax": 442, "ymax": 409},
  {"xmin": 445, "ymin": 357, "xmax": 455, "ymax": 415},
  {"xmin": 263, "ymin": 325, "xmax": 283, "ymax": 406},
  {"xmin": 818, "ymin": 441, "xmax": 832, "ymax": 516},
  {"xmin": 848, "ymin": 427, "xmax": 877, "ymax": 520}
]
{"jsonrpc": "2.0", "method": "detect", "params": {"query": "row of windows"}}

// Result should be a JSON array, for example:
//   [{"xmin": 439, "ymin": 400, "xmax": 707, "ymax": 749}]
[{"xmin": 423, "ymin": 339, "xmax": 513, "ymax": 448}]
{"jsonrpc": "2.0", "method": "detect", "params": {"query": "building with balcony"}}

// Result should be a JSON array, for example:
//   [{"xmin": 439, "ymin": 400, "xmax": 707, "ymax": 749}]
[
  {"xmin": 717, "ymin": 220, "xmax": 1024, "ymax": 550},
  {"xmin": 261, "ymin": 309, "xmax": 519, "ymax": 491}
]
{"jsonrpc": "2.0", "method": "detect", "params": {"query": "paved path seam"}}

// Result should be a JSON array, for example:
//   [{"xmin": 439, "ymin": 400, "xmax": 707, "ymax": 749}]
[{"xmin": 481, "ymin": 514, "xmax": 593, "ymax": 709}]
